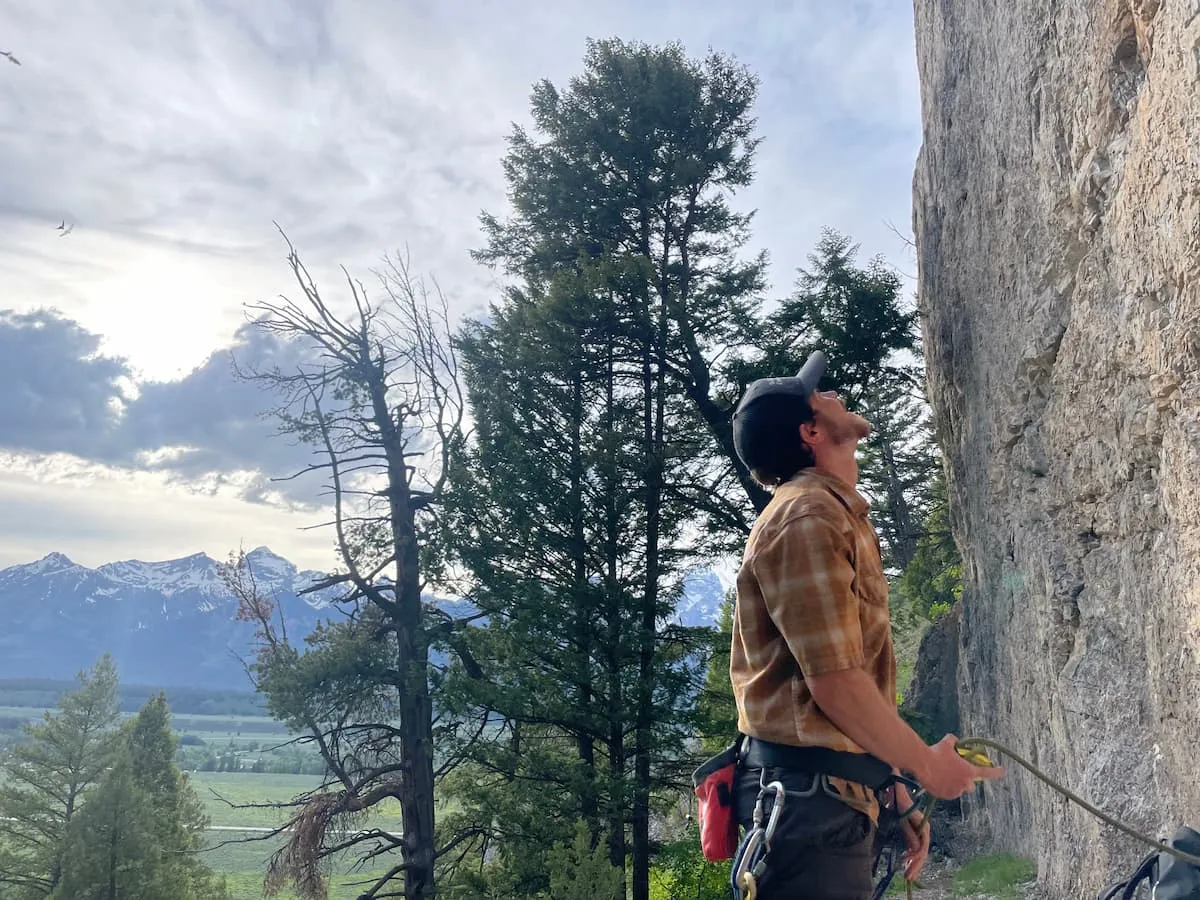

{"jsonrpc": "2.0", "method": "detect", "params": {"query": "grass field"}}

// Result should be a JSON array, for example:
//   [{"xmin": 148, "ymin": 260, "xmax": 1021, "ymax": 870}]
[
  {"xmin": 0, "ymin": 689, "xmax": 417, "ymax": 898},
  {"xmin": 193, "ymin": 773, "xmax": 405, "ymax": 900},
  {"xmin": 203, "ymin": 832, "xmax": 395, "ymax": 900},
  {"xmin": 0, "ymin": 706, "xmax": 288, "ymax": 737}
]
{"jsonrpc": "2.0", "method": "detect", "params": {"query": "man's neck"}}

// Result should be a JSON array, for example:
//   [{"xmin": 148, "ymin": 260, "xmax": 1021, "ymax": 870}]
[{"xmin": 812, "ymin": 450, "xmax": 859, "ymax": 489}]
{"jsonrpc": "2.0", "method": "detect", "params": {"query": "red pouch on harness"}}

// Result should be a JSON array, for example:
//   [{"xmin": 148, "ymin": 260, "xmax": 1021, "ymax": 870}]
[{"xmin": 692, "ymin": 737, "xmax": 743, "ymax": 861}]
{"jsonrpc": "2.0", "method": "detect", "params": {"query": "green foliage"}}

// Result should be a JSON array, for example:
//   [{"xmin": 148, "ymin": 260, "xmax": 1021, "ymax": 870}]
[
  {"xmin": 54, "ymin": 753, "xmax": 165, "ymax": 900},
  {"xmin": 448, "ymin": 37, "xmax": 772, "ymax": 900},
  {"xmin": 441, "ymin": 818, "xmax": 623, "ymax": 900},
  {"xmin": 696, "ymin": 594, "xmax": 738, "ymax": 755},
  {"xmin": 476, "ymin": 36, "xmax": 770, "ymax": 544},
  {"xmin": 0, "ymin": 659, "xmax": 226, "ymax": 900},
  {"xmin": 0, "ymin": 655, "xmax": 121, "ymax": 897},
  {"xmin": 739, "ymin": 229, "xmax": 931, "ymax": 570},
  {"xmin": 55, "ymin": 692, "xmax": 228, "ymax": 900},
  {"xmin": 895, "ymin": 472, "xmax": 963, "ymax": 619},
  {"xmin": 545, "ymin": 821, "xmax": 625, "ymax": 900},
  {"xmin": 648, "ymin": 825, "xmax": 731, "ymax": 900},
  {"xmin": 951, "ymin": 853, "xmax": 1036, "ymax": 899}
]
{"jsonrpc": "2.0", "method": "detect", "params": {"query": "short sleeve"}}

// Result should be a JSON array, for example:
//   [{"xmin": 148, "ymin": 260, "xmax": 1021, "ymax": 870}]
[{"xmin": 750, "ymin": 514, "xmax": 864, "ymax": 676}]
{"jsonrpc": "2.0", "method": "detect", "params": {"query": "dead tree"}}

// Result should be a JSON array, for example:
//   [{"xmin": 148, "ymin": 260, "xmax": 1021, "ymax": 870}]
[{"xmin": 226, "ymin": 231, "xmax": 481, "ymax": 899}]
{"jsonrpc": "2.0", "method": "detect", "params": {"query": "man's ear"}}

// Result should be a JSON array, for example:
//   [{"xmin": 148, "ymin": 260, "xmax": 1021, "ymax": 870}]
[{"xmin": 799, "ymin": 419, "xmax": 821, "ymax": 447}]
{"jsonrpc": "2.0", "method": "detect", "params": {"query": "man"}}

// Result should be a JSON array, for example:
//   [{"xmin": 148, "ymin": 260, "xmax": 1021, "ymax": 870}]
[{"xmin": 729, "ymin": 351, "xmax": 1003, "ymax": 899}]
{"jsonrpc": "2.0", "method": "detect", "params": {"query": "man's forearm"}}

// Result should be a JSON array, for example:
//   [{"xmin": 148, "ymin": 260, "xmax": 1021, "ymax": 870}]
[{"xmin": 806, "ymin": 666, "xmax": 933, "ymax": 782}]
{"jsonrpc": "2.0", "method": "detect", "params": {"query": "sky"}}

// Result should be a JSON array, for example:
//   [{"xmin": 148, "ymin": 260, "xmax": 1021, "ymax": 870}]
[{"xmin": 0, "ymin": 0, "xmax": 922, "ymax": 572}]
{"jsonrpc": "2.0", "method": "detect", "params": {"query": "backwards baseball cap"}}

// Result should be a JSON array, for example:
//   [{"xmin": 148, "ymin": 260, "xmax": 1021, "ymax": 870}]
[{"xmin": 732, "ymin": 351, "xmax": 827, "ymax": 470}]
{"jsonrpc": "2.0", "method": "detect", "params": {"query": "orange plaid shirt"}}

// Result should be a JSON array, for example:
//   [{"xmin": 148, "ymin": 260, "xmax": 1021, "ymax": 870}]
[{"xmin": 730, "ymin": 469, "xmax": 897, "ymax": 817}]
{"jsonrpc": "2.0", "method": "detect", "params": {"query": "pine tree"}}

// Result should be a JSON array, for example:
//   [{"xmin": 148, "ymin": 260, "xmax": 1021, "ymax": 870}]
[
  {"xmin": 466, "ymin": 40, "xmax": 767, "ymax": 899},
  {"xmin": 0, "ymin": 656, "xmax": 120, "ymax": 897},
  {"xmin": 750, "ymin": 229, "xmax": 930, "ymax": 570},
  {"xmin": 696, "ymin": 594, "xmax": 738, "ymax": 755},
  {"xmin": 55, "ymin": 695, "xmax": 226, "ymax": 900},
  {"xmin": 442, "ymin": 270, "xmax": 702, "ymax": 888},
  {"xmin": 476, "ymin": 37, "xmax": 770, "ymax": 536}
]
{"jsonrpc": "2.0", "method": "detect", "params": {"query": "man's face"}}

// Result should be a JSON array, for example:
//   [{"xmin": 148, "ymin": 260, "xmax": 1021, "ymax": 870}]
[{"xmin": 808, "ymin": 390, "xmax": 872, "ymax": 445}]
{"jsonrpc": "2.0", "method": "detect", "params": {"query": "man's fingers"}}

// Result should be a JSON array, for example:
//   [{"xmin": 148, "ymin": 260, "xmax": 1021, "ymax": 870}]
[{"xmin": 975, "ymin": 764, "xmax": 1006, "ymax": 780}]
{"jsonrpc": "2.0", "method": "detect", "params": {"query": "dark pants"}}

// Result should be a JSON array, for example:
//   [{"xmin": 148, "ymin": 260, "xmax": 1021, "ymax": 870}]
[{"xmin": 735, "ymin": 766, "xmax": 877, "ymax": 900}]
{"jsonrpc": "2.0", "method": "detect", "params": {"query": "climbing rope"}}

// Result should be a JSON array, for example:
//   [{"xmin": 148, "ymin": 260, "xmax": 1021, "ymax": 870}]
[
  {"xmin": 952, "ymin": 737, "xmax": 1200, "ymax": 867},
  {"xmin": 881, "ymin": 738, "xmax": 1200, "ymax": 898}
]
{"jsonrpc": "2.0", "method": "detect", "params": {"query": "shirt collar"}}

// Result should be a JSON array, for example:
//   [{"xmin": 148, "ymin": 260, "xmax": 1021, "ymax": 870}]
[{"xmin": 790, "ymin": 468, "xmax": 871, "ymax": 517}]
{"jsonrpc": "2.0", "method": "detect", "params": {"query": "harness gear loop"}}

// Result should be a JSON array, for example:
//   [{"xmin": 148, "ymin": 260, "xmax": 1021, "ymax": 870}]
[{"xmin": 731, "ymin": 777, "xmax": 786, "ymax": 900}]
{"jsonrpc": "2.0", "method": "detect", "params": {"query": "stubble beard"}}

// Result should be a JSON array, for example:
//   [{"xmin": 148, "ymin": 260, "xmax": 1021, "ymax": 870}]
[{"xmin": 832, "ymin": 412, "xmax": 872, "ymax": 445}]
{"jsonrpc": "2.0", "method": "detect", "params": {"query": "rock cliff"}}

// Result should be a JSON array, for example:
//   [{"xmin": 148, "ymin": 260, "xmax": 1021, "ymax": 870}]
[{"xmin": 912, "ymin": 0, "xmax": 1200, "ymax": 894}]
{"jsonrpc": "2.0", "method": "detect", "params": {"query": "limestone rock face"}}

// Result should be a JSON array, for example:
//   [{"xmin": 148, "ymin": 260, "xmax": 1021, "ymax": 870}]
[{"xmin": 912, "ymin": 0, "xmax": 1200, "ymax": 894}]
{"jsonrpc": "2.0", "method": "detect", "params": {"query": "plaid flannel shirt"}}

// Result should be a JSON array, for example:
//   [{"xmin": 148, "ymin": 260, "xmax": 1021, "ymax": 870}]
[{"xmin": 730, "ymin": 469, "xmax": 897, "ymax": 820}]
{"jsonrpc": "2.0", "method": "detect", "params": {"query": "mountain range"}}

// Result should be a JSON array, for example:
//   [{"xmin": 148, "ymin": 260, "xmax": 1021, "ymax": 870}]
[{"xmin": 0, "ymin": 549, "xmax": 730, "ymax": 691}]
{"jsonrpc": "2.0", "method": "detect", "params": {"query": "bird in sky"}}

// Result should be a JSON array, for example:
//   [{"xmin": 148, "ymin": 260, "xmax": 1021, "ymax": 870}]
[
  {"xmin": 57, "ymin": 221, "xmax": 73, "ymax": 237},
  {"xmin": 1, "ymin": 51, "xmax": 19, "ymax": 66}
]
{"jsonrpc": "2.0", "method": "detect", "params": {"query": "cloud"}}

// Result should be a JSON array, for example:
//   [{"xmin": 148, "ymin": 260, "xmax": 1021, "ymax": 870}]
[
  {"xmin": 0, "ymin": 452, "xmax": 338, "ymax": 571},
  {"xmin": 0, "ymin": 307, "xmax": 323, "ymax": 504},
  {"xmin": 0, "ymin": 0, "xmax": 922, "ymax": 564},
  {"xmin": 1, "ymin": 0, "xmax": 918, "ymax": 375},
  {"xmin": 0, "ymin": 309, "xmax": 130, "ymax": 456},
  {"xmin": 118, "ymin": 320, "xmax": 321, "ymax": 496}
]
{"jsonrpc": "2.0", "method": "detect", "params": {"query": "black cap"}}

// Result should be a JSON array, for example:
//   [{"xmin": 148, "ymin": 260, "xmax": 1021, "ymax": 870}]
[{"xmin": 732, "ymin": 351, "xmax": 827, "ymax": 468}]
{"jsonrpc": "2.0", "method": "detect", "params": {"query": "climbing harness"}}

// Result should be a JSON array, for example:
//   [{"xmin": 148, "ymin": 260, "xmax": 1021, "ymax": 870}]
[
  {"xmin": 714, "ymin": 734, "xmax": 1200, "ymax": 898},
  {"xmin": 730, "ymin": 774, "xmax": 788, "ymax": 900},
  {"xmin": 870, "ymin": 775, "xmax": 927, "ymax": 900}
]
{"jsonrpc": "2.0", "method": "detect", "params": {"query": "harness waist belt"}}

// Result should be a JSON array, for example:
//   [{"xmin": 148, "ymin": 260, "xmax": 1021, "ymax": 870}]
[{"xmin": 742, "ymin": 737, "xmax": 892, "ymax": 790}]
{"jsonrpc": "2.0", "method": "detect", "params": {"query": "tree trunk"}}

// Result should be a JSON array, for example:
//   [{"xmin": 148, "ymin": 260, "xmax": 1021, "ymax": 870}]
[
  {"xmin": 631, "ymin": 272, "xmax": 668, "ymax": 900},
  {"xmin": 377, "ymin": 374, "xmax": 437, "ymax": 899},
  {"xmin": 601, "ymin": 338, "xmax": 628, "ymax": 874},
  {"xmin": 395, "ymin": 519, "xmax": 436, "ymax": 899},
  {"xmin": 107, "ymin": 808, "xmax": 119, "ymax": 900},
  {"xmin": 570, "ymin": 366, "xmax": 600, "ymax": 836},
  {"xmin": 882, "ymin": 435, "xmax": 919, "ymax": 569}
]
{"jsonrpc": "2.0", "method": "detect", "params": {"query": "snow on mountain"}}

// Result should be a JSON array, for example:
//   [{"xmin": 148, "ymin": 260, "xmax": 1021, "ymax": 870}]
[
  {"xmin": 0, "ymin": 547, "xmax": 341, "ymax": 689},
  {"xmin": 675, "ymin": 568, "xmax": 734, "ymax": 626},
  {"xmin": 0, "ymin": 547, "xmax": 731, "ymax": 690}
]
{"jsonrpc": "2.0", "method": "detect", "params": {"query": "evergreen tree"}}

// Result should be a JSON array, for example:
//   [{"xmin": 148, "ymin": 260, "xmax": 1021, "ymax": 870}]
[
  {"xmin": 543, "ymin": 821, "xmax": 624, "ymax": 900},
  {"xmin": 0, "ymin": 656, "xmax": 120, "ymax": 897},
  {"xmin": 696, "ymin": 594, "xmax": 737, "ymax": 755},
  {"xmin": 746, "ymin": 229, "xmax": 929, "ymax": 570},
  {"xmin": 442, "ymin": 266, "xmax": 704, "ymax": 892},
  {"xmin": 53, "ymin": 754, "xmax": 156, "ymax": 900},
  {"xmin": 55, "ymin": 695, "xmax": 226, "ymax": 900},
  {"xmin": 465, "ymin": 40, "xmax": 767, "ymax": 899},
  {"xmin": 895, "ymin": 471, "xmax": 963, "ymax": 619},
  {"xmin": 476, "ymin": 37, "xmax": 771, "ymax": 535}
]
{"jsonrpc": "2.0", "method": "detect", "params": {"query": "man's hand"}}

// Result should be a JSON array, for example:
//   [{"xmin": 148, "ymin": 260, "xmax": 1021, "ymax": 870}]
[
  {"xmin": 920, "ymin": 734, "xmax": 1005, "ymax": 800},
  {"xmin": 894, "ymin": 783, "xmax": 930, "ymax": 882}
]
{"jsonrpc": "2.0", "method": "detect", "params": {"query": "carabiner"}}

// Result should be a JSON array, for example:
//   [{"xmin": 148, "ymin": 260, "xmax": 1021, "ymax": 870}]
[
  {"xmin": 760, "ymin": 780, "xmax": 785, "ymax": 847},
  {"xmin": 733, "ymin": 779, "xmax": 786, "ymax": 900}
]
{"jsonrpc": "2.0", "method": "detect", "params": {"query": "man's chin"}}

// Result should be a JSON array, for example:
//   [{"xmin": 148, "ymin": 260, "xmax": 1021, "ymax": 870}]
[{"xmin": 853, "ymin": 416, "xmax": 873, "ymax": 439}]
